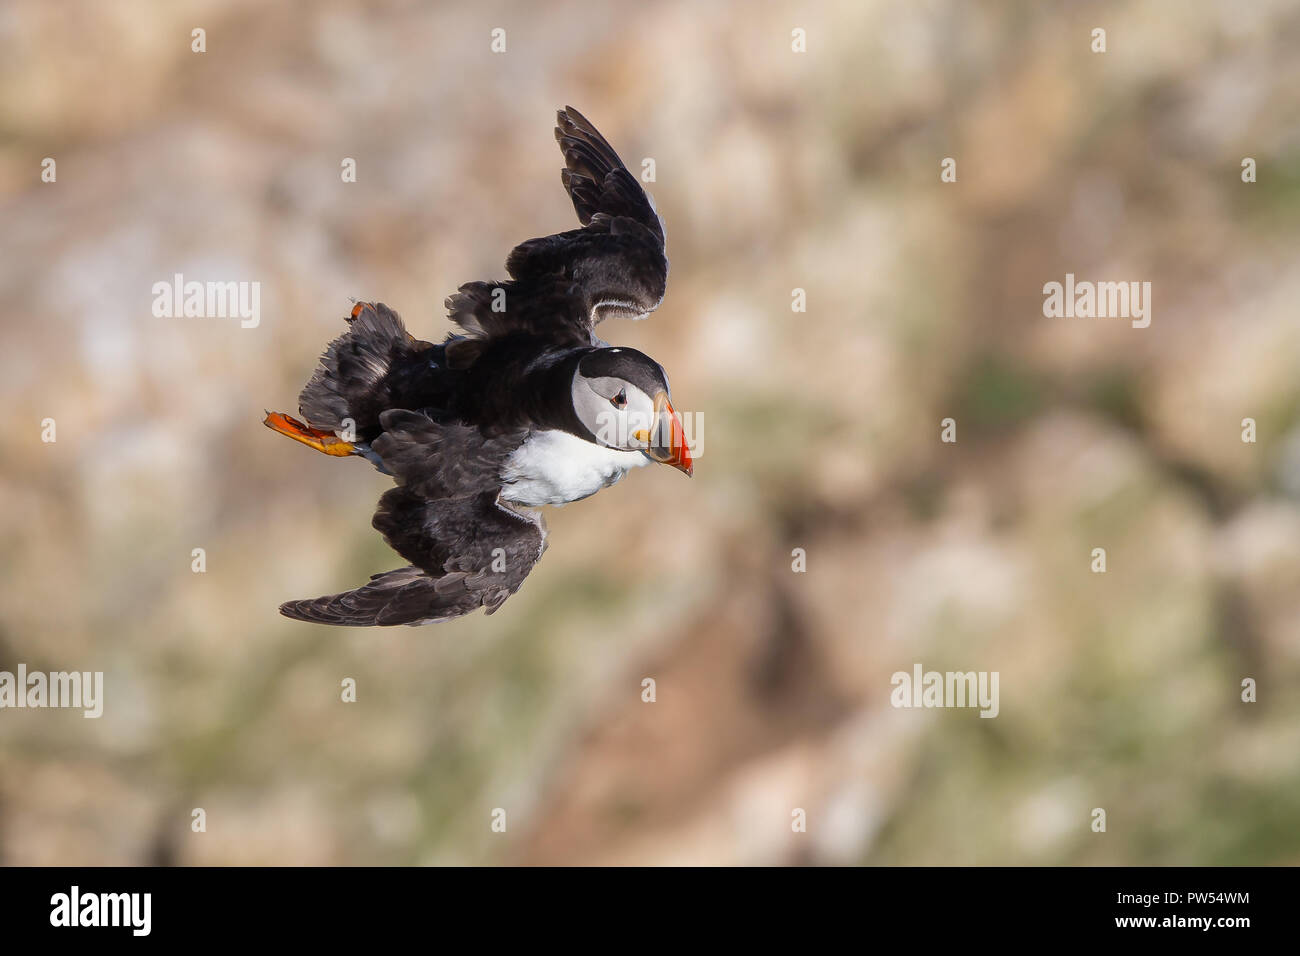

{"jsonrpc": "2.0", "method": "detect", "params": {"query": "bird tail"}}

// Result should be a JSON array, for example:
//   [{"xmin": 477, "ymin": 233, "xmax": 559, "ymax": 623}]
[{"xmin": 294, "ymin": 301, "xmax": 433, "ymax": 439}]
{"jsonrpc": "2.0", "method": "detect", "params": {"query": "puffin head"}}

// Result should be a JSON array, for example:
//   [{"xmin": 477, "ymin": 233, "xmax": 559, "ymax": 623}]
[{"xmin": 571, "ymin": 347, "xmax": 693, "ymax": 475}]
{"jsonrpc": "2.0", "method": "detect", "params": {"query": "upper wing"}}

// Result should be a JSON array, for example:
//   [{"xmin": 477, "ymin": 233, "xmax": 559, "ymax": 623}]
[
  {"xmin": 445, "ymin": 106, "xmax": 669, "ymax": 353},
  {"xmin": 552, "ymin": 105, "xmax": 664, "ymax": 242},
  {"xmin": 279, "ymin": 488, "xmax": 547, "ymax": 626}
]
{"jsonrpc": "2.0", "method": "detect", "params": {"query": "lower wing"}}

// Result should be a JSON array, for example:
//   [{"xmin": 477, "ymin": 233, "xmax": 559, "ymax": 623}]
[{"xmin": 279, "ymin": 488, "xmax": 547, "ymax": 626}]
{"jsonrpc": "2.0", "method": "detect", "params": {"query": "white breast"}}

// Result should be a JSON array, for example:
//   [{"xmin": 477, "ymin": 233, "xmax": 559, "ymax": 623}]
[{"xmin": 499, "ymin": 430, "xmax": 648, "ymax": 507}]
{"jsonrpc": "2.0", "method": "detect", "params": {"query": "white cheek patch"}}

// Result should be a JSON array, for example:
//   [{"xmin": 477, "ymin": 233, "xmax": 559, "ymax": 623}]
[
  {"xmin": 574, "ymin": 376, "xmax": 655, "ymax": 449},
  {"xmin": 592, "ymin": 407, "xmax": 654, "ymax": 448}
]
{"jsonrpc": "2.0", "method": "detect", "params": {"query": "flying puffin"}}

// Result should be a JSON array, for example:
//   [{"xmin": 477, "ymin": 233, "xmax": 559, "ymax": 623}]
[{"xmin": 263, "ymin": 107, "xmax": 692, "ymax": 626}]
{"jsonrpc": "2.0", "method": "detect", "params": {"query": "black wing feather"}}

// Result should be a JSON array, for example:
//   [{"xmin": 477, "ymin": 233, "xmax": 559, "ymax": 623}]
[
  {"xmin": 552, "ymin": 105, "xmax": 664, "ymax": 240},
  {"xmin": 279, "ymin": 489, "xmax": 547, "ymax": 627},
  {"xmin": 448, "ymin": 106, "xmax": 669, "ymax": 348}
]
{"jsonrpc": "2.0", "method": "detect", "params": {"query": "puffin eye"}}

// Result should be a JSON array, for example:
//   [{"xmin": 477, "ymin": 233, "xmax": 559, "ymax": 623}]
[{"xmin": 610, "ymin": 388, "xmax": 627, "ymax": 409}]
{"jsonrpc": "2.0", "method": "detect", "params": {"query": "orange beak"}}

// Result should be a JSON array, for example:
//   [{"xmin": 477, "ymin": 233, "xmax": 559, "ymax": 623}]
[{"xmin": 648, "ymin": 391, "xmax": 693, "ymax": 476}]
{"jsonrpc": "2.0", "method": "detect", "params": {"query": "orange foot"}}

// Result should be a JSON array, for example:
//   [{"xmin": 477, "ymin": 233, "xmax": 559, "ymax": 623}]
[{"xmin": 263, "ymin": 411, "xmax": 356, "ymax": 457}]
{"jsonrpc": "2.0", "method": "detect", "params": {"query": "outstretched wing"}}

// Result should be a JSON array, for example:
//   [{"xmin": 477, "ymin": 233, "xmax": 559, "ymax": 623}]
[
  {"xmin": 279, "ymin": 488, "xmax": 547, "ymax": 626},
  {"xmin": 553, "ymin": 105, "xmax": 665, "ymax": 242},
  {"xmin": 445, "ymin": 106, "xmax": 669, "ymax": 353},
  {"xmin": 281, "ymin": 413, "xmax": 541, "ymax": 627}
]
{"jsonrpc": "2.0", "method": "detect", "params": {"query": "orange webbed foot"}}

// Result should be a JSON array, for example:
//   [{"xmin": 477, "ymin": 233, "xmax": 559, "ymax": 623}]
[{"xmin": 263, "ymin": 411, "xmax": 356, "ymax": 457}]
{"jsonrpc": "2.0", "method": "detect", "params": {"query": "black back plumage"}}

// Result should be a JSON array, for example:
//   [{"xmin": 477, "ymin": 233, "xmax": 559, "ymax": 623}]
[{"xmin": 277, "ymin": 107, "xmax": 671, "ymax": 626}]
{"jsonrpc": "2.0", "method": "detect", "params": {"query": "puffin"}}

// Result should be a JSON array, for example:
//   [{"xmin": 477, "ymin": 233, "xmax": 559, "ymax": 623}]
[{"xmin": 263, "ymin": 107, "xmax": 692, "ymax": 626}]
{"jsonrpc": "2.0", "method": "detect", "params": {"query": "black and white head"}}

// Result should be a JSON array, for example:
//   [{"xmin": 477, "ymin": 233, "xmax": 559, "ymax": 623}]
[{"xmin": 571, "ymin": 347, "xmax": 692, "ymax": 474}]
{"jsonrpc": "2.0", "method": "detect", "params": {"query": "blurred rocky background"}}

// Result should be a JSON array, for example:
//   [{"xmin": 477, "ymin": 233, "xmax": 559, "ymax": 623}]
[{"xmin": 1, "ymin": 0, "xmax": 1298, "ymax": 865}]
